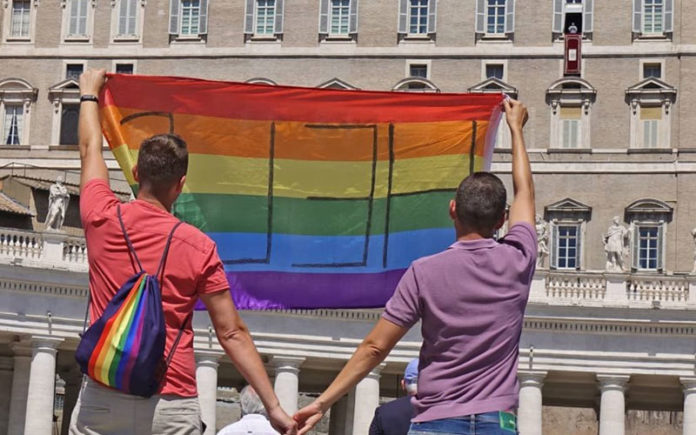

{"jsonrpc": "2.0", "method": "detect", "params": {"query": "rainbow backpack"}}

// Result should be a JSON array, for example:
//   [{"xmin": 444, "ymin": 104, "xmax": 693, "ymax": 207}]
[{"xmin": 75, "ymin": 205, "xmax": 187, "ymax": 397}]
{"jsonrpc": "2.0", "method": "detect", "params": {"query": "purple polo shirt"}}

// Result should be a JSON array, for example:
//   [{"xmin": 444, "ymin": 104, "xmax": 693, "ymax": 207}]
[{"xmin": 383, "ymin": 223, "xmax": 537, "ymax": 422}]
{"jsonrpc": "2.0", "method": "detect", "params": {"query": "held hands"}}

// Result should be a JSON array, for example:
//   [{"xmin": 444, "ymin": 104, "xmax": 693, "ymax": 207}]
[
  {"xmin": 503, "ymin": 98, "xmax": 529, "ymax": 133},
  {"xmin": 268, "ymin": 404, "xmax": 299, "ymax": 435},
  {"xmin": 79, "ymin": 68, "xmax": 107, "ymax": 97},
  {"xmin": 293, "ymin": 401, "xmax": 325, "ymax": 435}
]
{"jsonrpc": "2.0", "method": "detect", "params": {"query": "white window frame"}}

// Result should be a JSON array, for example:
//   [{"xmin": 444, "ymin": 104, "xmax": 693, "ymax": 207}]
[
  {"xmin": 49, "ymin": 78, "xmax": 82, "ymax": 146},
  {"xmin": 481, "ymin": 60, "xmax": 507, "ymax": 82},
  {"xmin": 61, "ymin": 0, "xmax": 96, "ymax": 43},
  {"xmin": 475, "ymin": 0, "xmax": 514, "ymax": 38},
  {"xmin": 552, "ymin": 0, "xmax": 594, "ymax": 38},
  {"xmin": 642, "ymin": 0, "xmax": 664, "ymax": 35},
  {"xmin": 633, "ymin": 0, "xmax": 673, "ymax": 38},
  {"xmin": 639, "ymin": 58, "xmax": 665, "ymax": 80},
  {"xmin": 3, "ymin": 0, "xmax": 38, "ymax": 43},
  {"xmin": 111, "ymin": 0, "xmax": 145, "ymax": 42},
  {"xmin": 112, "ymin": 59, "xmax": 137, "ymax": 74},
  {"xmin": 0, "ymin": 79, "xmax": 37, "ymax": 147},
  {"xmin": 63, "ymin": 60, "xmax": 87, "ymax": 81},
  {"xmin": 550, "ymin": 220, "xmax": 583, "ymax": 270},
  {"xmin": 632, "ymin": 222, "xmax": 665, "ymax": 272},
  {"xmin": 405, "ymin": 59, "xmax": 431, "ymax": 80},
  {"xmin": 168, "ymin": 0, "xmax": 209, "ymax": 41},
  {"xmin": 329, "ymin": 0, "xmax": 351, "ymax": 36},
  {"xmin": 319, "ymin": 0, "xmax": 357, "ymax": 39},
  {"xmin": 627, "ymin": 79, "xmax": 675, "ymax": 150},
  {"xmin": 254, "ymin": 0, "xmax": 276, "ymax": 35},
  {"xmin": 407, "ymin": 0, "xmax": 429, "ymax": 35},
  {"xmin": 547, "ymin": 78, "xmax": 595, "ymax": 150}
]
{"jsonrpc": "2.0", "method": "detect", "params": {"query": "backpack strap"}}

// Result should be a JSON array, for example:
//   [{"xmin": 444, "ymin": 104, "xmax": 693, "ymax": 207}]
[
  {"xmin": 156, "ymin": 220, "xmax": 184, "ymax": 279},
  {"xmin": 163, "ymin": 311, "xmax": 193, "ymax": 370},
  {"xmin": 117, "ymin": 204, "xmax": 144, "ymax": 273}
]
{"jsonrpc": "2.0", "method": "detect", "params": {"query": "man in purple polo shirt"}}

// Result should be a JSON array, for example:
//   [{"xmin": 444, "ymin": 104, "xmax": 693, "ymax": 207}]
[{"xmin": 294, "ymin": 99, "xmax": 535, "ymax": 435}]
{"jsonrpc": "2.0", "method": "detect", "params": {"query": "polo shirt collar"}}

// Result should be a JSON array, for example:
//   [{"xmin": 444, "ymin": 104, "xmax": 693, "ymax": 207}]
[{"xmin": 448, "ymin": 237, "xmax": 497, "ymax": 250}]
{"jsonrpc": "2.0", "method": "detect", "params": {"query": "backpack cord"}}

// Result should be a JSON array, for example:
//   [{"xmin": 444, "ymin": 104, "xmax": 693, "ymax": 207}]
[{"xmin": 117, "ymin": 205, "xmax": 145, "ymax": 273}]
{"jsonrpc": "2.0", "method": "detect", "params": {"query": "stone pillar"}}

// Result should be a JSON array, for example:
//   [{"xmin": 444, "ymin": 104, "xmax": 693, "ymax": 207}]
[
  {"xmin": 8, "ymin": 341, "xmax": 32, "ymax": 435},
  {"xmin": 517, "ymin": 370, "xmax": 546, "ymax": 435},
  {"xmin": 328, "ymin": 389, "xmax": 355, "ymax": 435},
  {"xmin": 529, "ymin": 271, "xmax": 547, "ymax": 301},
  {"xmin": 687, "ymin": 279, "xmax": 696, "ymax": 307},
  {"xmin": 271, "ymin": 356, "xmax": 305, "ymax": 416},
  {"xmin": 58, "ymin": 363, "xmax": 83, "ymax": 435},
  {"xmin": 0, "ymin": 356, "xmax": 13, "ymax": 435},
  {"xmin": 42, "ymin": 231, "xmax": 67, "ymax": 265},
  {"xmin": 597, "ymin": 374, "xmax": 629, "ymax": 435},
  {"xmin": 195, "ymin": 350, "xmax": 222, "ymax": 435},
  {"xmin": 681, "ymin": 377, "xmax": 696, "ymax": 435},
  {"xmin": 352, "ymin": 365, "xmax": 383, "ymax": 435},
  {"xmin": 605, "ymin": 274, "xmax": 629, "ymax": 305},
  {"xmin": 24, "ymin": 336, "xmax": 63, "ymax": 435}
]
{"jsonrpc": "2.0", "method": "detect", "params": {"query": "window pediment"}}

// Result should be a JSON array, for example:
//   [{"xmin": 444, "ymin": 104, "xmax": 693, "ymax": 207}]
[
  {"xmin": 545, "ymin": 198, "xmax": 592, "ymax": 222},
  {"xmin": 318, "ymin": 78, "xmax": 358, "ymax": 90},
  {"xmin": 547, "ymin": 77, "xmax": 597, "ymax": 107},
  {"xmin": 245, "ymin": 78, "xmax": 277, "ymax": 86},
  {"xmin": 392, "ymin": 77, "xmax": 439, "ymax": 93},
  {"xmin": 48, "ymin": 79, "xmax": 80, "ymax": 102},
  {"xmin": 0, "ymin": 78, "xmax": 38, "ymax": 102},
  {"xmin": 468, "ymin": 78, "xmax": 518, "ymax": 99},
  {"xmin": 626, "ymin": 78, "xmax": 677, "ymax": 104},
  {"xmin": 626, "ymin": 198, "xmax": 672, "ymax": 215}
]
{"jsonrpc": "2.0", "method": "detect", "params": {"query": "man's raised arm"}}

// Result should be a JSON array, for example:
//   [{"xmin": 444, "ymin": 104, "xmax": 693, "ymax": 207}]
[
  {"xmin": 504, "ymin": 99, "xmax": 535, "ymax": 228},
  {"xmin": 78, "ymin": 69, "xmax": 109, "ymax": 191}
]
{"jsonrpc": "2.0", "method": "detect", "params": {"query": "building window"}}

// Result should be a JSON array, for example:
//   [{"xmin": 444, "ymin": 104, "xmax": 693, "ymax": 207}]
[
  {"xmin": 48, "ymin": 79, "xmax": 81, "ymax": 145},
  {"xmin": 635, "ymin": 225, "xmax": 661, "ymax": 270},
  {"xmin": 67, "ymin": 0, "xmax": 90, "ymax": 37},
  {"xmin": 409, "ymin": 0, "xmax": 428, "ymax": 34},
  {"xmin": 633, "ymin": 0, "xmax": 672, "ymax": 37},
  {"xmin": 319, "ymin": 0, "xmax": 357, "ymax": 38},
  {"xmin": 10, "ymin": 0, "xmax": 31, "ymax": 38},
  {"xmin": 2, "ymin": 105, "xmax": 23, "ymax": 145},
  {"xmin": 59, "ymin": 104, "xmax": 80, "ymax": 145},
  {"xmin": 476, "ymin": 0, "xmax": 514, "ymax": 37},
  {"xmin": 485, "ymin": 63, "xmax": 504, "ymax": 80},
  {"xmin": 409, "ymin": 64, "xmax": 428, "ymax": 78},
  {"xmin": 642, "ymin": 62, "xmax": 662, "ymax": 79},
  {"xmin": 553, "ymin": 224, "xmax": 580, "ymax": 269},
  {"xmin": 66, "ymin": 64, "xmax": 84, "ymax": 81},
  {"xmin": 626, "ymin": 199, "xmax": 672, "ymax": 273},
  {"xmin": 330, "ymin": 0, "xmax": 350, "ymax": 35},
  {"xmin": 255, "ymin": 0, "xmax": 276, "ymax": 35},
  {"xmin": 547, "ymin": 78, "xmax": 596, "ymax": 150},
  {"xmin": 627, "ymin": 78, "xmax": 676, "ymax": 149},
  {"xmin": 117, "ymin": 0, "xmax": 138, "ymax": 37},
  {"xmin": 115, "ymin": 63, "xmax": 134, "ymax": 74},
  {"xmin": 553, "ymin": 0, "xmax": 593, "ymax": 37},
  {"xmin": 468, "ymin": 74, "xmax": 517, "ymax": 149},
  {"xmin": 169, "ymin": 0, "xmax": 209, "ymax": 39}
]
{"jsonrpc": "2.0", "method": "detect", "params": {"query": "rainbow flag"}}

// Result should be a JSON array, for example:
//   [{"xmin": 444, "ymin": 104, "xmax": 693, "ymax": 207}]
[{"xmin": 100, "ymin": 74, "xmax": 504, "ymax": 309}]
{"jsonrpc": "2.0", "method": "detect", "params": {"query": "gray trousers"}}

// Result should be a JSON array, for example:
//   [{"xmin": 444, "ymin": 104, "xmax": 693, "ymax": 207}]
[{"xmin": 69, "ymin": 378, "xmax": 203, "ymax": 435}]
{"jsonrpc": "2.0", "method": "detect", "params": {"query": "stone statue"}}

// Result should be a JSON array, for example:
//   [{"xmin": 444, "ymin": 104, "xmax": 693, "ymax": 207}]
[
  {"xmin": 535, "ymin": 215, "xmax": 549, "ymax": 268},
  {"xmin": 45, "ymin": 176, "xmax": 70, "ymax": 231},
  {"xmin": 691, "ymin": 228, "xmax": 696, "ymax": 274},
  {"xmin": 602, "ymin": 216, "xmax": 632, "ymax": 272}
]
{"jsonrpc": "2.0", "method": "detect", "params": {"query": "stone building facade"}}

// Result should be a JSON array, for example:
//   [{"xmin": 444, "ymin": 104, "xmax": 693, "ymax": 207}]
[{"xmin": 1, "ymin": 0, "xmax": 696, "ymax": 434}]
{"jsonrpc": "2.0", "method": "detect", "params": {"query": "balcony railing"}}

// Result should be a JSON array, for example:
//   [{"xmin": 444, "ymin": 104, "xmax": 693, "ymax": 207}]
[{"xmin": 0, "ymin": 227, "xmax": 87, "ymax": 272}]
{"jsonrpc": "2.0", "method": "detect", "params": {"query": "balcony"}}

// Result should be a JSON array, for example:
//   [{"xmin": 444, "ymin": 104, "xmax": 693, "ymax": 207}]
[{"xmin": 0, "ymin": 227, "xmax": 87, "ymax": 273}]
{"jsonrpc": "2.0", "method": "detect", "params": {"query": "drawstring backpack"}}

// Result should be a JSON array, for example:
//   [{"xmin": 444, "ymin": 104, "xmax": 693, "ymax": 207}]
[{"xmin": 75, "ymin": 204, "xmax": 191, "ymax": 398}]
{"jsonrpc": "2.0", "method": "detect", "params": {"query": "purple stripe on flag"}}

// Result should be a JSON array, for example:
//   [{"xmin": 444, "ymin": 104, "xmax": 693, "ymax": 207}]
[{"xmin": 197, "ymin": 270, "xmax": 408, "ymax": 310}]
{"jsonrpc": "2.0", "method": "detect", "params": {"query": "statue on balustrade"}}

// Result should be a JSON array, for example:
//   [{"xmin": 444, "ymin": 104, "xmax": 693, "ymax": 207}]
[
  {"xmin": 45, "ymin": 176, "xmax": 70, "ymax": 231},
  {"xmin": 535, "ymin": 215, "xmax": 549, "ymax": 268},
  {"xmin": 602, "ymin": 216, "xmax": 632, "ymax": 272}
]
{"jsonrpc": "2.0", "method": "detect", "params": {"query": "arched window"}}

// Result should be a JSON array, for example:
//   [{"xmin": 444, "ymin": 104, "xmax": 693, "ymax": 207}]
[{"xmin": 0, "ymin": 78, "xmax": 37, "ymax": 146}]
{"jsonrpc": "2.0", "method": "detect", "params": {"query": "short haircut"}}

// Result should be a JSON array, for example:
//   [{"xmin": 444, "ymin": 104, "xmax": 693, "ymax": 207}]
[
  {"xmin": 137, "ymin": 134, "xmax": 188, "ymax": 190},
  {"xmin": 240, "ymin": 385, "xmax": 266, "ymax": 417},
  {"xmin": 454, "ymin": 172, "xmax": 507, "ymax": 235}
]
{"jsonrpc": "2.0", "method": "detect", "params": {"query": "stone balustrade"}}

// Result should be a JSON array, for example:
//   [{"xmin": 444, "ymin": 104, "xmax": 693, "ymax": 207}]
[
  {"xmin": 0, "ymin": 228, "xmax": 42, "ymax": 261},
  {"xmin": 0, "ymin": 227, "xmax": 87, "ymax": 272}
]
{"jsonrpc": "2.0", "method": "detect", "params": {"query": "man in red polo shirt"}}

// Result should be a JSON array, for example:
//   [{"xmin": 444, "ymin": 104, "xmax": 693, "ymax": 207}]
[{"xmin": 69, "ymin": 69, "xmax": 296, "ymax": 435}]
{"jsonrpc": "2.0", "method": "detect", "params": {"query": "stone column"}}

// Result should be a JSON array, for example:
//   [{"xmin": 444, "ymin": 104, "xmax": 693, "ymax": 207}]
[
  {"xmin": 328, "ymin": 389, "xmax": 355, "ymax": 435},
  {"xmin": 195, "ymin": 350, "xmax": 222, "ymax": 435},
  {"xmin": 59, "ymin": 363, "xmax": 83, "ymax": 435},
  {"xmin": 597, "ymin": 374, "xmax": 629, "ymax": 435},
  {"xmin": 7, "ymin": 341, "xmax": 32, "ymax": 435},
  {"xmin": 0, "ymin": 356, "xmax": 13, "ymax": 435},
  {"xmin": 352, "ymin": 365, "xmax": 384, "ymax": 435},
  {"xmin": 517, "ymin": 370, "xmax": 546, "ymax": 435},
  {"xmin": 271, "ymin": 356, "xmax": 305, "ymax": 416},
  {"xmin": 24, "ymin": 336, "xmax": 63, "ymax": 435},
  {"xmin": 604, "ymin": 274, "xmax": 629, "ymax": 305},
  {"xmin": 681, "ymin": 377, "xmax": 696, "ymax": 435}
]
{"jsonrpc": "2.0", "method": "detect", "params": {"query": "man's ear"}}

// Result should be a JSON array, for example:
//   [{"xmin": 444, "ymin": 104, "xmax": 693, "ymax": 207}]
[
  {"xmin": 132, "ymin": 165, "xmax": 139, "ymax": 183},
  {"xmin": 449, "ymin": 199, "xmax": 457, "ymax": 221},
  {"xmin": 495, "ymin": 214, "xmax": 506, "ymax": 230},
  {"xmin": 176, "ymin": 175, "xmax": 186, "ymax": 193}
]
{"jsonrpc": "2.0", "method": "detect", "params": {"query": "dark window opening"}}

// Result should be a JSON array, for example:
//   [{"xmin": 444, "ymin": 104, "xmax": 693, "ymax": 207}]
[
  {"xmin": 409, "ymin": 64, "xmax": 428, "ymax": 78},
  {"xmin": 486, "ymin": 64, "xmax": 504, "ymax": 80},
  {"xmin": 115, "ymin": 63, "xmax": 134, "ymax": 74},
  {"xmin": 59, "ymin": 104, "xmax": 80, "ymax": 145},
  {"xmin": 66, "ymin": 64, "xmax": 84, "ymax": 81},
  {"xmin": 564, "ymin": 13, "xmax": 582, "ymax": 34},
  {"xmin": 643, "ymin": 63, "xmax": 662, "ymax": 79}
]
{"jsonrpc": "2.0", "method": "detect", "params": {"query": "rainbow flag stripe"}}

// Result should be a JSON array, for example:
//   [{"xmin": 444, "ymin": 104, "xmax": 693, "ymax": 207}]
[
  {"xmin": 87, "ymin": 273, "xmax": 149, "ymax": 388},
  {"xmin": 99, "ymin": 74, "xmax": 504, "ymax": 309}
]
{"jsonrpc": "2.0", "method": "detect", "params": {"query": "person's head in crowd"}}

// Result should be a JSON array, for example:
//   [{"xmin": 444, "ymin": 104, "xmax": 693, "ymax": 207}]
[
  {"xmin": 450, "ymin": 172, "xmax": 507, "ymax": 239},
  {"xmin": 240, "ymin": 385, "xmax": 267, "ymax": 417},
  {"xmin": 402, "ymin": 359, "xmax": 419, "ymax": 396},
  {"xmin": 133, "ymin": 133, "xmax": 188, "ymax": 210}
]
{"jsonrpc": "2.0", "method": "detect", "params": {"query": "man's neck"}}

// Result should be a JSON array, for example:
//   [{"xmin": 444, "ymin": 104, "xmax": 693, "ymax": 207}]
[
  {"xmin": 456, "ymin": 232, "xmax": 487, "ymax": 242},
  {"xmin": 136, "ymin": 191, "xmax": 171, "ymax": 212}
]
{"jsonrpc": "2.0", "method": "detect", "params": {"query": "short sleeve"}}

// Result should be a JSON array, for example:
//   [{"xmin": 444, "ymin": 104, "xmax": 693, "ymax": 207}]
[
  {"xmin": 195, "ymin": 243, "xmax": 229, "ymax": 295},
  {"xmin": 500, "ymin": 222, "xmax": 538, "ymax": 270},
  {"xmin": 79, "ymin": 179, "xmax": 120, "ymax": 226},
  {"xmin": 382, "ymin": 265, "xmax": 422, "ymax": 329}
]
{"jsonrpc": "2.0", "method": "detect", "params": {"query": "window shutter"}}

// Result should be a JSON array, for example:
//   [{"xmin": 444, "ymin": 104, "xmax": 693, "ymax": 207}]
[
  {"xmin": 275, "ymin": 0, "xmax": 284, "ymax": 34},
  {"xmin": 632, "ymin": 0, "xmax": 642, "ymax": 33},
  {"xmin": 632, "ymin": 224, "xmax": 639, "ymax": 270},
  {"xmin": 551, "ymin": 224, "xmax": 558, "ymax": 269},
  {"xmin": 427, "ymin": 0, "xmax": 437, "ymax": 34},
  {"xmin": 319, "ymin": 0, "xmax": 329, "ymax": 34},
  {"xmin": 475, "ymin": 0, "xmax": 485, "ymax": 34},
  {"xmin": 168, "ymin": 0, "xmax": 180, "ymax": 34},
  {"xmin": 244, "ymin": 0, "xmax": 254, "ymax": 34},
  {"xmin": 664, "ymin": 0, "xmax": 673, "ymax": 33},
  {"xmin": 198, "ymin": 0, "xmax": 209, "ymax": 34},
  {"xmin": 552, "ymin": 0, "xmax": 563, "ymax": 33},
  {"xmin": 349, "ymin": 0, "xmax": 358, "ymax": 34},
  {"xmin": 118, "ymin": 0, "xmax": 128, "ymax": 35},
  {"xmin": 657, "ymin": 224, "xmax": 665, "ymax": 271},
  {"xmin": 583, "ymin": 0, "xmax": 593, "ymax": 33},
  {"xmin": 504, "ymin": 0, "xmax": 514, "ymax": 34},
  {"xmin": 575, "ymin": 224, "xmax": 582, "ymax": 270},
  {"xmin": 398, "ymin": 0, "xmax": 408, "ymax": 34}
]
